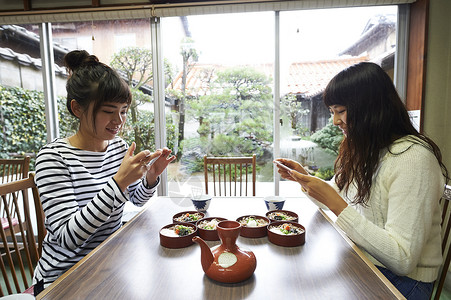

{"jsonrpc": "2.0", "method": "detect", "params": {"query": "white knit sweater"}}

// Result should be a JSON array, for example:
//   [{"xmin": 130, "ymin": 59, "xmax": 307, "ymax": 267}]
[{"xmin": 321, "ymin": 136, "xmax": 444, "ymax": 282}]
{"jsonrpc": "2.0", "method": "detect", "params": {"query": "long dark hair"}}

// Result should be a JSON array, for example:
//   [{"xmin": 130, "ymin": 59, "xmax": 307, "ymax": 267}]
[
  {"xmin": 64, "ymin": 50, "xmax": 132, "ymax": 127},
  {"xmin": 323, "ymin": 62, "xmax": 448, "ymax": 205}
]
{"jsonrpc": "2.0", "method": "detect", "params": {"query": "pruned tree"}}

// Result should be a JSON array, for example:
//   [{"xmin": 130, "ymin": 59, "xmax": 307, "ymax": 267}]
[
  {"xmin": 310, "ymin": 116, "xmax": 343, "ymax": 155},
  {"xmin": 176, "ymin": 37, "xmax": 199, "ymax": 160},
  {"xmin": 110, "ymin": 46, "xmax": 174, "ymax": 152}
]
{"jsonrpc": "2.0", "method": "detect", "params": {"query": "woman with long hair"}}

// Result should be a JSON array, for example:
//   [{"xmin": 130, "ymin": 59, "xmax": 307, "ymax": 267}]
[{"xmin": 275, "ymin": 62, "xmax": 449, "ymax": 299}]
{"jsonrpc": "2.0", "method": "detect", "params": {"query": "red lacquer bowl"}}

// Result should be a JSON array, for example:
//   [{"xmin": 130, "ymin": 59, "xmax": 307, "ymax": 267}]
[
  {"xmin": 236, "ymin": 215, "xmax": 270, "ymax": 238},
  {"xmin": 266, "ymin": 209, "xmax": 299, "ymax": 223},
  {"xmin": 159, "ymin": 222, "xmax": 198, "ymax": 249},
  {"xmin": 267, "ymin": 221, "xmax": 305, "ymax": 247},
  {"xmin": 172, "ymin": 211, "xmax": 205, "ymax": 224},
  {"xmin": 196, "ymin": 217, "xmax": 227, "ymax": 241}
]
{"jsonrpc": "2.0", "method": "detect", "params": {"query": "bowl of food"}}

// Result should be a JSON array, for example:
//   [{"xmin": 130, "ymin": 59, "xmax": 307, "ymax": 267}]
[
  {"xmin": 173, "ymin": 211, "xmax": 205, "ymax": 224},
  {"xmin": 159, "ymin": 222, "xmax": 198, "ymax": 248},
  {"xmin": 236, "ymin": 215, "xmax": 270, "ymax": 238},
  {"xmin": 267, "ymin": 221, "xmax": 306, "ymax": 247},
  {"xmin": 266, "ymin": 210, "xmax": 298, "ymax": 223},
  {"xmin": 196, "ymin": 217, "xmax": 227, "ymax": 241},
  {"xmin": 264, "ymin": 196, "xmax": 286, "ymax": 211}
]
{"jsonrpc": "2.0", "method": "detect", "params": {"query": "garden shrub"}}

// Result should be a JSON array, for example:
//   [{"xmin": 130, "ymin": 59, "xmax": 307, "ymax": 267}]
[{"xmin": 0, "ymin": 85, "xmax": 175, "ymax": 170}]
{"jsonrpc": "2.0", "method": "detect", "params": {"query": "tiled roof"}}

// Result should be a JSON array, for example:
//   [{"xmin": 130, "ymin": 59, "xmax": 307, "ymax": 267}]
[
  {"xmin": 0, "ymin": 25, "xmax": 70, "ymax": 58},
  {"xmin": 171, "ymin": 55, "xmax": 369, "ymax": 98},
  {"xmin": 285, "ymin": 56, "xmax": 369, "ymax": 97},
  {"xmin": 0, "ymin": 47, "xmax": 67, "ymax": 76}
]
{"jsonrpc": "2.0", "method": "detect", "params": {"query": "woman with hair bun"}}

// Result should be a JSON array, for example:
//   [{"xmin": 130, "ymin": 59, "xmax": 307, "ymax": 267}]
[
  {"xmin": 275, "ymin": 62, "xmax": 449, "ymax": 299},
  {"xmin": 33, "ymin": 50, "xmax": 175, "ymax": 295}
]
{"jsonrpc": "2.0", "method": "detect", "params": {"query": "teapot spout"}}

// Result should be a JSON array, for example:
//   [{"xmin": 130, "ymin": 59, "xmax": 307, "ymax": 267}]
[{"xmin": 192, "ymin": 236, "xmax": 214, "ymax": 272}]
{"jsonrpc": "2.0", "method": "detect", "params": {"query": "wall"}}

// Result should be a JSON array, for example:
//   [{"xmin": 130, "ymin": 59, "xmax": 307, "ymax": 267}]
[
  {"xmin": 0, "ymin": 58, "xmax": 67, "ymax": 96},
  {"xmin": 424, "ymin": 0, "xmax": 451, "ymax": 172}
]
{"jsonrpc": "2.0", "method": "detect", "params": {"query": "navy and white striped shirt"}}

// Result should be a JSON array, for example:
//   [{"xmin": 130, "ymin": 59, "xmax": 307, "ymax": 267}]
[{"xmin": 33, "ymin": 137, "xmax": 158, "ymax": 287}]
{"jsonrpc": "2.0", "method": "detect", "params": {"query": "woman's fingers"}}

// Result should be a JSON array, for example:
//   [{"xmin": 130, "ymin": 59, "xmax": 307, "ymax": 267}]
[
  {"xmin": 288, "ymin": 170, "xmax": 312, "ymax": 191},
  {"xmin": 125, "ymin": 142, "xmax": 136, "ymax": 158},
  {"xmin": 136, "ymin": 150, "xmax": 162, "ymax": 165},
  {"xmin": 275, "ymin": 158, "xmax": 308, "ymax": 175}
]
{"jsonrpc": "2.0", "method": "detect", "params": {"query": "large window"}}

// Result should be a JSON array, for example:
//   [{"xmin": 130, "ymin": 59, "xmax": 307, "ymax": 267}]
[
  {"xmin": 0, "ymin": 4, "xmax": 400, "ymax": 197},
  {"xmin": 162, "ymin": 13, "xmax": 275, "ymax": 197},
  {"xmin": 160, "ymin": 7, "xmax": 398, "ymax": 197},
  {"xmin": 0, "ymin": 24, "xmax": 47, "ymax": 164}
]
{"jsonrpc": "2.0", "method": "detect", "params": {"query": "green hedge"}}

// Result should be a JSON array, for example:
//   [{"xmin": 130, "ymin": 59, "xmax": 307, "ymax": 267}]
[{"xmin": 0, "ymin": 85, "xmax": 176, "ymax": 170}]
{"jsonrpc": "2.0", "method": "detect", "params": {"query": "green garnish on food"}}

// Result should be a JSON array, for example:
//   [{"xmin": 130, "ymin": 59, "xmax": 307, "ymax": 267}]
[
  {"xmin": 274, "ymin": 214, "xmax": 287, "ymax": 220},
  {"xmin": 181, "ymin": 213, "xmax": 200, "ymax": 222},
  {"xmin": 279, "ymin": 223, "xmax": 301, "ymax": 235},
  {"xmin": 175, "ymin": 225, "xmax": 192, "ymax": 236}
]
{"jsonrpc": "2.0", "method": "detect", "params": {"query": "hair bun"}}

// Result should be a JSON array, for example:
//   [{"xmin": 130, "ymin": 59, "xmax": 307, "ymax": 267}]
[{"xmin": 64, "ymin": 50, "xmax": 100, "ymax": 73}]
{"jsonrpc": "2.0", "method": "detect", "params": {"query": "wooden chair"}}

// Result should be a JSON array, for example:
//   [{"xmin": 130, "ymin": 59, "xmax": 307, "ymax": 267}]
[
  {"xmin": 203, "ymin": 154, "xmax": 256, "ymax": 197},
  {"xmin": 0, "ymin": 156, "xmax": 30, "ymax": 184},
  {"xmin": 431, "ymin": 185, "xmax": 451, "ymax": 300},
  {"xmin": 0, "ymin": 173, "xmax": 46, "ymax": 296},
  {"xmin": 1, "ymin": 156, "xmax": 31, "ymax": 232}
]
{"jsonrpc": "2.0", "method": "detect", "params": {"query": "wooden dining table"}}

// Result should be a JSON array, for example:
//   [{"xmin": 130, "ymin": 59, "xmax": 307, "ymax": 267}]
[{"xmin": 37, "ymin": 196, "xmax": 405, "ymax": 300}]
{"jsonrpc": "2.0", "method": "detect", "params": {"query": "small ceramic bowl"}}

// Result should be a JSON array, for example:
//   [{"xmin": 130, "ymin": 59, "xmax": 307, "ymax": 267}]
[
  {"xmin": 267, "ymin": 221, "xmax": 306, "ymax": 247},
  {"xmin": 266, "ymin": 209, "xmax": 299, "ymax": 223},
  {"xmin": 264, "ymin": 196, "xmax": 286, "ymax": 211},
  {"xmin": 173, "ymin": 211, "xmax": 205, "ymax": 224},
  {"xmin": 196, "ymin": 217, "xmax": 227, "ymax": 241},
  {"xmin": 236, "ymin": 215, "xmax": 270, "ymax": 238},
  {"xmin": 191, "ymin": 195, "xmax": 212, "ymax": 212},
  {"xmin": 159, "ymin": 222, "xmax": 198, "ymax": 248}
]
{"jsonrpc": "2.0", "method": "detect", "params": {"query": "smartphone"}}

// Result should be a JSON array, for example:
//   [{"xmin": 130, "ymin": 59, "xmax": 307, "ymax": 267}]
[{"xmin": 273, "ymin": 160, "xmax": 293, "ymax": 172}]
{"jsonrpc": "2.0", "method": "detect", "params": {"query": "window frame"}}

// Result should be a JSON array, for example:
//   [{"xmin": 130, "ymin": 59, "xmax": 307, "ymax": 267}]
[{"xmin": 32, "ymin": 2, "xmax": 421, "ymax": 195}]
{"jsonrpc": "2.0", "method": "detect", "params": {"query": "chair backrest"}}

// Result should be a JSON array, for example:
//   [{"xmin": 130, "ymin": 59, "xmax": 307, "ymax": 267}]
[
  {"xmin": 0, "ymin": 172, "xmax": 46, "ymax": 296},
  {"xmin": 0, "ymin": 156, "xmax": 31, "ymax": 220},
  {"xmin": 431, "ymin": 185, "xmax": 451, "ymax": 300},
  {"xmin": 203, "ymin": 154, "xmax": 256, "ymax": 197},
  {"xmin": 0, "ymin": 156, "xmax": 30, "ymax": 184}
]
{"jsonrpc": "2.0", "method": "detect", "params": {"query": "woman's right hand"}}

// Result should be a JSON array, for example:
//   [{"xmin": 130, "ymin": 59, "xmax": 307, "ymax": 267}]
[
  {"xmin": 113, "ymin": 142, "xmax": 162, "ymax": 192},
  {"xmin": 274, "ymin": 158, "xmax": 308, "ymax": 181},
  {"xmin": 288, "ymin": 170, "xmax": 347, "ymax": 216}
]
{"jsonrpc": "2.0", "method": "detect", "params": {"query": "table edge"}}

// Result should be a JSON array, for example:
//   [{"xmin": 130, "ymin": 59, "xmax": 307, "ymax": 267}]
[
  {"xmin": 36, "ymin": 200, "xmax": 153, "ymax": 300},
  {"xmin": 318, "ymin": 208, "xmax": 406, "ymax": 300}
]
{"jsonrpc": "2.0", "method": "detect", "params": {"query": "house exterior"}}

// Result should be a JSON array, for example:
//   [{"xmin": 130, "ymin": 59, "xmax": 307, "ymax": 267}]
[{"xmin": 0, "ymin": 25, "xmax": 68, "ymax": 96}]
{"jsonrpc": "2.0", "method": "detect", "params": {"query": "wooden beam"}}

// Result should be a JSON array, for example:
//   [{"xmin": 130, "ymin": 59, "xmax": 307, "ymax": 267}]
[
  {"xmin": 406, "ymin": 0, "xmax": 429, "ymax": 132},
  {"xmin": 23, "ymin": 0, "xmax": 31, "ymax": 11}
]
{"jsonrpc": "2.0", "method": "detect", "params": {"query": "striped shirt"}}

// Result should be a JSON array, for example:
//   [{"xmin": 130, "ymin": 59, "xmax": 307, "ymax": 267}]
[{"xmin": 33, "ymin": 137, "xmax": 158, "ymax": 287}]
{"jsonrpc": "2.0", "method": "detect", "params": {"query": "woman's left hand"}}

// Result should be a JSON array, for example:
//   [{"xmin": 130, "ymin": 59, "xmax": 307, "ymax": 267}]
[
  {"xmin": 289, "ymin": 170, "xmax": 348, "ymax": 216},
  {"xmin": 145, "ymin": 147, "xmax": 176, "ymax": 186}
]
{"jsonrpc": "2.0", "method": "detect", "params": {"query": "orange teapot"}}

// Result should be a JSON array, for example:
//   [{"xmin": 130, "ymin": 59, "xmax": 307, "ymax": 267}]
[{"xmin": 192, "ymin": 220, "xmax": 256, "ymax": 283}]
